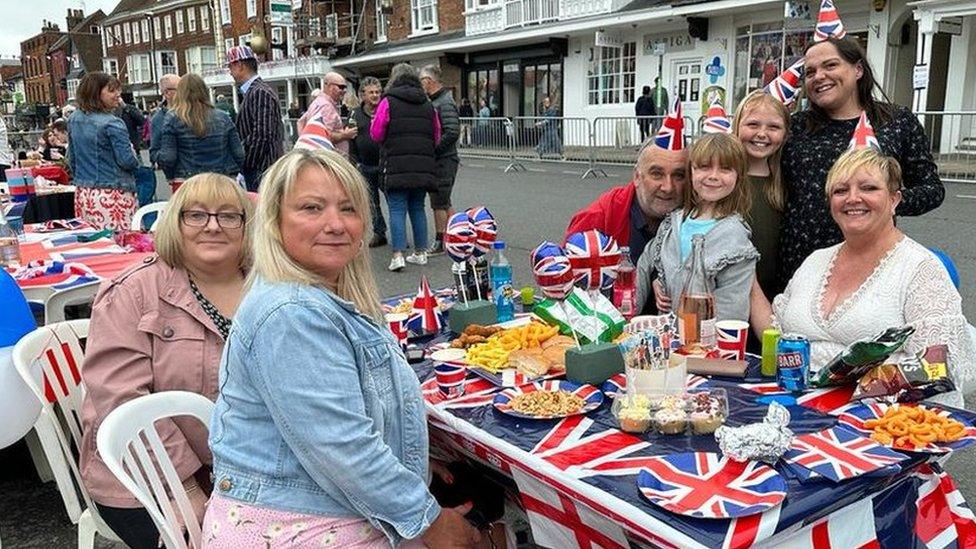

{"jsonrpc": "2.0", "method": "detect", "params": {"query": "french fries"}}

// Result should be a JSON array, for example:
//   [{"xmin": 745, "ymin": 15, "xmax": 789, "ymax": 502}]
[
  {"xmin": 464, "ymin": 321, "xmax": 560, "ymax": 373},
  {"xmin": 865, "ymin": 405, "xmax": 967, "ymax": 449}
]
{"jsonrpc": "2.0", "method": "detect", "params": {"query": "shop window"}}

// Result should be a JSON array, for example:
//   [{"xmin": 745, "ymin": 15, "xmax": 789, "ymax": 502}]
[
  {"xmin": 733, "ymin": 22, "xmax": 813, "ymax": 105},
  {"xmin": 467, "ymin": 68, "xmax": 499, "ymax": 116},
  {"xmin": 523, "ymin": 62, "xmax": 562, "ymax": 116},
  {"xmin": 411, "ymin": 0, "xmax": 438, "ymax": 35},
  {"xmin": 587, "ymin": 42, "xmax": 636, "ymax": 105}
]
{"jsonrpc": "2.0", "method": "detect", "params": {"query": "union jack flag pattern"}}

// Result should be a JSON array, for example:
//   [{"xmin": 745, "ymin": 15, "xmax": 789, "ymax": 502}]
[
  {"xmin": 12, "ymin": 259, "xmax": 100, "ymax": 290},
  {"xmin": 530, "ymin": 241, "xmax": 575, "ymax": 299},
  {"xmin": 466, "ymin": 206, "xmax": 497, "ymax": 257},
  {"xmin": 294, "ymin": 114, "xmax": 336, "ymax": 151},
  {"xmin": 814, "ymin": 0, "xmax": 847, "ymax": 42},
  {"xmin": 764, "ymin": 59, "xmax": 805, "ymax": 107},
  {"xmin": 915, "ymin": 464, "xmax": 976, "ymax": 548},
  {"xmin": 653, "ymin": 96, "xmax": 685, "ymax": 151},
  {"xmin": 636, "ymin": 452, "xmax": 787, "ymax": 519},
  {"xmin": 564, "ymin": 229, "xmax": 621, "ymax": 290},
  {"xmin": 849, "ymin": 111, "xmax": 881, "ymax": 150},
  {"xmin": 702, "ymin": 97, "xmax": 732, "ymax": 134},
  {"xmin": 444, "ymin": 212, "xmax": 477, "ymax": 263},
  {"xmin": 407, "ymin": 275, "xmax": 444, "ymax": 335},
  {"xmin": 782, "ymin": 425, "xmax": 908, "ymax": 482}
]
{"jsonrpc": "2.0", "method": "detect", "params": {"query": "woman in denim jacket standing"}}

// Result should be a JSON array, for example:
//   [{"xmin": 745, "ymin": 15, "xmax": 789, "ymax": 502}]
[
  {"xmin": 156, "ymin": 74, "xmax": 245, "ymax": 184},
  {"xmin": 67, "ymin": 72, "xmax": 141, "ymax": 230},
  {"xmin": 205, "ymin": 148, "xmax": 480, "ymax": 547}
]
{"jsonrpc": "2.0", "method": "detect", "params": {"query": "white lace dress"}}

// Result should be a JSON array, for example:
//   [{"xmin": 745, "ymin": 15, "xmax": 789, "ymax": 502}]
[{"xmin": 773, "ymin": 237, "xmax": 975, "ymax": 409}]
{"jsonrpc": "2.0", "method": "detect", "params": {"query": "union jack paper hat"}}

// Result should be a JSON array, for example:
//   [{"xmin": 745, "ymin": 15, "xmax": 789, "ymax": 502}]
[
  {"xmin": 764, "ymin": 59, "xmax": 805, "ymax": 107},
  {"xmin": 848, "ymin": 111, "xmax": 881, "ymax": 150},
  {"xmin": 226, "ymin": 45, "xmax": 257, "ymax": 65},
  {"xmin": 407, "ymin": 276, "xmax": 444, "ymax": 335},
  {"xmin": 294, "ymin": 115, "xmax": 335, "ymax": 152},
  {"xmin": 652, "ymin": 96, "xmax": 685, "ymax": 151},
  {"xmin": 814, "ymin": 0, "xmax": 847, "ymax": 42},
  {"xmin": 701, "ymin": 96, "xmax": 732, "ymax": 134}
]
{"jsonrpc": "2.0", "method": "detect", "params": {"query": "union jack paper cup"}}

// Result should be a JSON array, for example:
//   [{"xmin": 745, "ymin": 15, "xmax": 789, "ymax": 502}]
[
  {"xmin": 385, "ymin": 313, "xmax": 409, "ymax": 349},
  {"xmin": 716, "ymin": 320, "xmax": 749, "ymax": 361},
  {"xmin": 431, "ymin": 348, "xmax": 468, "ymax": 398}
]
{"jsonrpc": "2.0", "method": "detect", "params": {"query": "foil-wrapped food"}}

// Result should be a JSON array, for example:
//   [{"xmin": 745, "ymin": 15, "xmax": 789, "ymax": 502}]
[{"xmin": 715, "ymin": 402, "xmax": 794, "ymax": 464}]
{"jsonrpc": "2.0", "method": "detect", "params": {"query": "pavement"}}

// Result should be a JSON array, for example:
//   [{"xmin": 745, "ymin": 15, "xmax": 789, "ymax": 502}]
[{"xmin": 1, "ymin": 156, "xmax": 973, "ymax": 547}]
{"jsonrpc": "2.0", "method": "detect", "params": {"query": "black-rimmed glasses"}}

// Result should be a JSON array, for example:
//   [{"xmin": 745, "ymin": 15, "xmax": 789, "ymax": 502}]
[{"xmin": 180, "ymin": 210, "xmax": 245, "ymax": 229}]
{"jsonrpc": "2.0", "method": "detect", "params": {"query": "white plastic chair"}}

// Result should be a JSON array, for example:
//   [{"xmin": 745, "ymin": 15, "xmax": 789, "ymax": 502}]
[
  {"xmin": 43, "ymin": 283, "xmax": 100, "ymax": 325},
  {"xmin": 97, "ymin": 391, "xmax": 214, "ymax": 549},
  {"xmin": 12, "ymin": 320, "xmax": 122, "ymax": 548},
  {"xmin": 131, "ymin": 201, "xmax": 168, "ymax": 232}
]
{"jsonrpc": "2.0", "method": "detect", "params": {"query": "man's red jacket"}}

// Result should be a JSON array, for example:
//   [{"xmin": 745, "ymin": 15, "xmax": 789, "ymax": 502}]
[{"xmin": 564, "ymin": 183, "xmax": 636, "ymax": 244}]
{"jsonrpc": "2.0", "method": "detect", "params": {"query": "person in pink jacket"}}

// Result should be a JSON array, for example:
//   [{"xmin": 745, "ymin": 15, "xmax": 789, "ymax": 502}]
[{"xmin": 79, "ymin": 173, "xmax": 254, "ymax": 548}]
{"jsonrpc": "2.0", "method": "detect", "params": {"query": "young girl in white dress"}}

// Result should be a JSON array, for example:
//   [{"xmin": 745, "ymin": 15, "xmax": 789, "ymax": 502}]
[{"xmin": 636, "ymin": 133, "xmax": 759, "ymax": 323}]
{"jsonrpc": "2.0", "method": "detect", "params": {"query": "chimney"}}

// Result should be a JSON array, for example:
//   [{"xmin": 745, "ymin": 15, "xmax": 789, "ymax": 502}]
[{"xmin": 66, "ymin": 8, "xmax": 84, "ymax": 31}]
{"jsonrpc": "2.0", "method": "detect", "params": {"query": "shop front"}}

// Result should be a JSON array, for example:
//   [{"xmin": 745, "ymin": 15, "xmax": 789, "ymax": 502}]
[{"xmin": 463, "ymin": 42, "xmax": 564, "ymax": 119}]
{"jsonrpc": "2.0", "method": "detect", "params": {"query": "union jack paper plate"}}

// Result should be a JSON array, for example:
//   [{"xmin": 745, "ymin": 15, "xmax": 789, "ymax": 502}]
[
  {"xmin": 835, "ymin": 401, "xmax": 976, "ymax": 454},
  {"xmin": 636, "ymin": 452, "xmax": 787, "ymax": 519},
  {"xmin": 493, "ymin": 380, "xmax": 604, "ymax": 419}
]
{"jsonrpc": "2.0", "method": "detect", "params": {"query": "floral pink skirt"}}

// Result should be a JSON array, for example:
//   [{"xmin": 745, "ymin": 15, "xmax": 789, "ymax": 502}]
[
  {"xmin": 74, "ymin": 187, "xmax": 138, "ymax": 231},
  {"xmin": 202, "ymin": 492, "xmax": 427, "ymax": 548}
]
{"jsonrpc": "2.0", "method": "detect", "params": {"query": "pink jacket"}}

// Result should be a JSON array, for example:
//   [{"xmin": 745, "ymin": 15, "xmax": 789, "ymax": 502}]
[{"xmin": 80, "ymin": 256, "xmax": 224, "ymax": 507}]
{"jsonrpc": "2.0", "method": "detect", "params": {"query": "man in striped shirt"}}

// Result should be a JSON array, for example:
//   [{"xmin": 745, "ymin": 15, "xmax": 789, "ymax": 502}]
[{"xmin": 227, "ymin": 46, "xmax": 283, "ymax": 191}]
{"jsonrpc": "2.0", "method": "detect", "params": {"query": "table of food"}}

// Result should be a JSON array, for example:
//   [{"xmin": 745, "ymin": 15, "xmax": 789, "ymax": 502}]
[{"xmin": 386, "ymin": 206, "xmax": 976, "ymax": 549}]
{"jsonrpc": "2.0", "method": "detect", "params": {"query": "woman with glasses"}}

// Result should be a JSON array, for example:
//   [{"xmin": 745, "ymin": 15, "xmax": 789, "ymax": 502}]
[
  {"xmin": 156, "ymin": 73, "xmax": 244, "ymax": 184},
  {"xmin": 79, "ymin": 173, "xmax": 254, "ymax": 548}
]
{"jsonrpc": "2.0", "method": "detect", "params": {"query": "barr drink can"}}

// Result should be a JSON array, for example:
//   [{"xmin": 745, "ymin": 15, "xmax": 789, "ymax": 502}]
[{"xmin": 776, "ymin": 334, "xmax": 810, "ymax": 392}]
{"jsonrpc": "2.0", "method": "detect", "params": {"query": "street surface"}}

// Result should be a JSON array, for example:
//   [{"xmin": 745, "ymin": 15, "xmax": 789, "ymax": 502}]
[{"xmin": 0, "ymin": 156, "xmax": 973, "ymax": 547}]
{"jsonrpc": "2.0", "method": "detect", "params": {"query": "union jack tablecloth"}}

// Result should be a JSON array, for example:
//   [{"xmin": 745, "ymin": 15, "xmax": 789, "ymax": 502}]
[{"xmin": 408, "ymin": 333, "xmax": 976, "ymax": 548}]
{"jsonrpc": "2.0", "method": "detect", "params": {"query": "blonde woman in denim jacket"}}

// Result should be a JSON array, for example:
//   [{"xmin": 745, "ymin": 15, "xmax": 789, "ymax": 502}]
[
  {"xmin": 67, "ymin": 72, "xmax": 141, "ymax": 230},
  {"xmin": 205, "ymin": 148, "xmax": 480, "ymax": 548}
]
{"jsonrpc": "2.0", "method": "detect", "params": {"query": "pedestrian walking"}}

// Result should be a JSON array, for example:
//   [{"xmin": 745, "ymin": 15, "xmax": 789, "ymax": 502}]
[
  {"xmin": 370, "ymin": 63, "xmax": 441, "ymax": 272},
  {"xmin": 227, "ymin": 45, "xmax": 283, "ymax": 191},
  {"xmin": 635, "ymin": 85, "xmax": 654, "ymax": 142},
  {"xmin": 420, "ymin": 64, "xmax": 460, "ymax": 256},
  {"xmin": 349, "ymin": 76, "xmax": 388, "ymax": 248}
]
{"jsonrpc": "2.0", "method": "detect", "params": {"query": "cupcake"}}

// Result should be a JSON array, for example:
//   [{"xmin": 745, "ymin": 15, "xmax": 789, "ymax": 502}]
[
  {"xmin": 654, "ymin": 408, "xmax": 687, "ymax": 435},
  {"xmin": 618, "ymin": 405, "xmax": 652, "ymax": 433},
  {"xmin": 689, "ymin": 392, "xmax": 726, "ymax": 435},
  {"xmin": 660, "ymin": 394, "xmax": 685, "ymax": 411}
]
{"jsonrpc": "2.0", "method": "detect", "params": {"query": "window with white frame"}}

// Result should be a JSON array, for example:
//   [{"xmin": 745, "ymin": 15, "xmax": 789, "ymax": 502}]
[
  {"xmin": 465, "ymin": 0, "xmax": 499, "ymax": 9},
  {"xmin": 133, "ymin": 21, "xmax": 141, "ymax": 43},
  {"xmin": 325, "ymin": 13, "xmax": 338, "ymax": 39},
  {"xmin": 164, "ymin": 15, "xmax": 173, "ymax": 38},
  {"xmin": 220, "ymin": 0, "xmax": 231, "ymax": 26},
  {"xmin": 587, "ymin": 42, "xmax": 637, "ymax": 105},
  {"xmin": 103, "ymin": 58, "xmax": 118, "ymax": 77},
  {"xmin": 176, "ymin": 11, "xmax": 184, "ymax": 34},
  {"xmin": 271, "ymin": 27, "xmax": 284, "ymax": 60},
  {"xmin": 188, "ymin": 8, "xmax": 196, "ymax": 32},
  {"xmin": 309, "ymin": 16, "xmax": 321, "ymax": 37},
  {"xmin": 239, "ymin": 35, "xmax": 248, "ymax": 46},
  {"xmin": 185, "ymin": 46, "xmax": 216, "ymax": 73},
  {"xmin": 123, "ymin": 22, "xmax": 131, "ymax": 43},
  {"xmin": 411, "ymin": 0, "xmax": 438, "ymax": 34},
  {"xmin": 141, "ymin": 19, "xmax": 149, "ymax": 42},
  {"xmin": 154, "ymin": 17, "xmax": 161, "ymax": 40},
  {"xmin": 201, "ymin": 6, "xmax": 210, "ymax": 30},
  {"xmin": 66, "ymin": 79, "xmax": 80, "ymax": 100},
  {"xmin": 224, "ymin": 37, "xmax": 235, "ymax": 56},
  {"xmin": 375, "ymin": 0, "xmax": 388, "ymax": 42},
  {"xmin": 158, "ymin": 50, "xmax": 177, "ymax": 75},
  {"xmin": 114, "ymin": 24, "xmax": 122, "ymax": 43},
  {"xmin": 247, "ymin": 0, "xmax": 257, "ymax": 19},
  {"xmin": 127, "ymin": 53, "xmax": 152, "ymax": 83},
  {"xmin": 105, "ymin": 28, "xmax": 114, "ymax": 47}
]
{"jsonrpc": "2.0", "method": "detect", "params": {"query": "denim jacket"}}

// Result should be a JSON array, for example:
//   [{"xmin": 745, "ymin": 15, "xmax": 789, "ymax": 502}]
[
  {"xmin": 156, "ymin": 109, "xmax": 244, "ymax": 180},
  {"xmin": 209, "ymin": 277, "xmax": 440, "ymax": 545},
  {"xmin": 67, "ymin": 111, "xmax": 140, "ymax": 191}
]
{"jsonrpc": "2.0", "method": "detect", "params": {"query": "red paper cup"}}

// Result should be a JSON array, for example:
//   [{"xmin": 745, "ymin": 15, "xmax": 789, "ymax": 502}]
[
  {"xmin": 431, "ymin": 348, "xmax": 468, "ymax": 398},
  {"xmin": 385, "ymin": 313, "xmax": 409, "ymax": 348},
  {"xmin": 716, "ymin": 320, "xmax": 749, "ymax": 361}
]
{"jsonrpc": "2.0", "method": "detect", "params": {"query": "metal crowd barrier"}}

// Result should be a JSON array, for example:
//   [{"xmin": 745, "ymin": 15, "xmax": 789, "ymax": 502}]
[{"xmin": 915, "ymin": 111, "xmax": 976, "ymax": 184}]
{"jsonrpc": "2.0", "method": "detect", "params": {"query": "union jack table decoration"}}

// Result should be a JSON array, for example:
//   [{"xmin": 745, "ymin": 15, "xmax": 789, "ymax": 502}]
[
  {"xmin": 294, "ymin": 115, "xmax": 336, "ymax": 151},
  {"xmin": 653, "ymin": 95, "xmax": 685, "ymax": 151},
  {"xmin": 814, "ymin": 0, "xmax": 848, "ymax": 42},
  {"xmin": 600, "ymin": 372, "xmax": 708, "ymax": 398},
  {"xmin": 764, "ymin": 59, "xmax": 805, "ymax": 107},
  {"xmin": 849, "ymin": 111, "xmax": 882, "ymax": 151},
  {"xmin": 782, "ymin": 425, "xmax": 908, "ymax": 482},
  {"xmin": 407, "ymin": 276, "xmax": 444, "ymax": 335},
  {"xmin": 564, "ymin": 229, "xmax": 621, "ymax": 290},
  {"xmin": 466, "ymin": 206, "xmax": 497, "ymax": 257},
  {"xmin": 636, "ymin": 452, "xmax": 787, "ymax": 519},
  {"xmin": 914, "ymin": 463, "xmax": 976, "ymax": 548},
  {"xmin": 11, "ymin": 259, "xmax": 100, "ymax": 290},
  {"xmin": 444, "ymin": 212, "xmax": 477, "ymax": 263},
  {"xmin": 530, "ymin": 241, "xmax": 575, "ymax": 300}
]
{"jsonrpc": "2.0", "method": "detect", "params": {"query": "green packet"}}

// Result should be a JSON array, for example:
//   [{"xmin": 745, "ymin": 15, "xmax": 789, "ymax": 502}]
[
  {"xmin": 534, "ymin": 288, "xmax": 625, "ymax": 344},
  {"xmin": 811, "ymin": 325, "xmax": 915, "ymax": 387}
]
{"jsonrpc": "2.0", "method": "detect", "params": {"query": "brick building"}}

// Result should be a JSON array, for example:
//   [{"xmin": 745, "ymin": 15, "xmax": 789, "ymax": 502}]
[
  {"xmin": 20, "ymin": 21, "xmax": 64, "ymax": 107},
  {"xmin": 100, "ymin": 0, "xmax": 218, "ymax": 108},
  {"xmin": 48, "ymin": 9, "xmax": 107, "ymax": 107}
]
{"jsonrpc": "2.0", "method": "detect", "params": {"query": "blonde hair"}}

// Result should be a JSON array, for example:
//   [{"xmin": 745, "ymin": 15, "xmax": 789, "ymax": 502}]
[
  {"xmin": 155, "ymin": 173, "xmax": 254, "ymax": 270},
  {"xmin": 732, "ymin": 90, "xmax": 789, "ymax": 212},
  {"xmin": 171, "ymin": 73, "xmax": 214, "ymax": 137},
  {"xmin": 685, "ymin": 133, "xmax": 752, "ymax": 220},
  {"xmin": 825, "ymin": 147, "xmax": 903, "ymax": 197},
  {"xmin": 251, "ymin": 148, "xmax": 383, "ymax": 321}
]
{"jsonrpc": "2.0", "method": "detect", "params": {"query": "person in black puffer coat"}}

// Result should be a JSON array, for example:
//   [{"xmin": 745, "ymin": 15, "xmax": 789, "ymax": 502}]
[{"xmin": 370, "ymin": 63, "xmax": 441, "ymax": 272}]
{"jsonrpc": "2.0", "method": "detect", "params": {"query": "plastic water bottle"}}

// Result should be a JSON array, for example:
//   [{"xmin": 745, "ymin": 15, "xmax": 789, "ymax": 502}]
[
  {"xmin": 0, "ymin": 207, "xmax": 21, "ymax": 268},
  {"xmin": 490, "ymin": 240, "xmax": 515, "ymax": 322},
  {"xmin": 612, "ymin": 246, "xmax": 637, "ymax": 321}
]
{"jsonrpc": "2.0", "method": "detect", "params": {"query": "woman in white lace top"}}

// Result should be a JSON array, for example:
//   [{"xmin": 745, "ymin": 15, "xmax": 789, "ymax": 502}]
[{"xmin": 751, "ymin": 148, "xmax": 974, "ymax": 408}]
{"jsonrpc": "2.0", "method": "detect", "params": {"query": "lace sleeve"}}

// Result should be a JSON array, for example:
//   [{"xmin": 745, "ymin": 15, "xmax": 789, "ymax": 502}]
[{"xmin": 903, "ymin": 257, "xmax": 976, "ymax": 391}]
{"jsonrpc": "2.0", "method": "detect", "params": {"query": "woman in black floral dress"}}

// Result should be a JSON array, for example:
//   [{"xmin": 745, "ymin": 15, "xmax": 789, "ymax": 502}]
[{"xmin": 779, "ymin": 38, "xmax": 944, "ymax": 286}]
